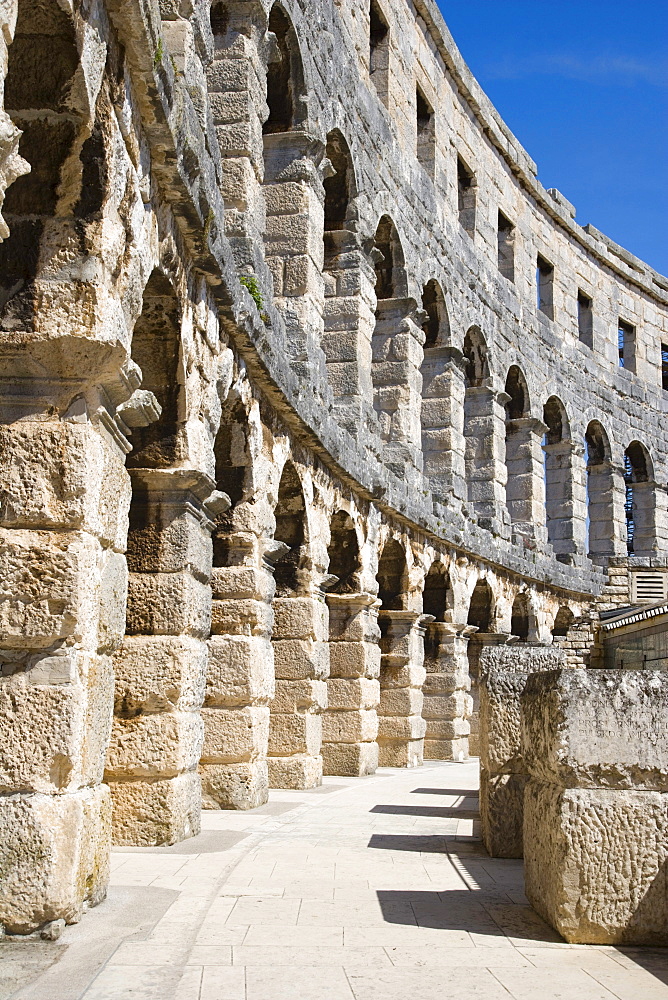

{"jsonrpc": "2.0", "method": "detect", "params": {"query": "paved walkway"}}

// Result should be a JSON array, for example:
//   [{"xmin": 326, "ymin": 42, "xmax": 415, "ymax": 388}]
[{"xmin": 4, "ymin": 761, "xmax": 668, "ymax": 1000}]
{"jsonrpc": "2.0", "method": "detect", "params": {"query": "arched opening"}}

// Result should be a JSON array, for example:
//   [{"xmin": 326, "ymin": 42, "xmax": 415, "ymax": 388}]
[
  {"xmin": 273, "ymin": 461, "xmax": 308, "ymax": 596},
  {"xmin": 212, "ymin": 397, "xmax": 252, "ymax": 567},
  {"xmin": 126, "ymin": 272, "xmax": 184, "ymax": 470},
  {"xmin": 543, "ymin": 396, "xmax": 576, "ymax": 560},
  {"xmin": 552, "ymin": 606, "xmax": 574, "ymax": 639},
  {"xmin": 263, "ymin": 5, "xmax": 305, "ymax": 135},
  {"xmin": 0, "ymin": 0, "xmax": 80, "ymax": 326},
  {"xmin": 326, "ymin": 511, "xmax": 361, "ymax": 594},
  {"xmin": 421, "ymin": 279, "xmax": 449, "ymax": 350},
  {"xmin": 373, "ymin": 215, "xmax": 405, "ymax": 302},
  {"xmin": 376, "ymin": 538, "xmax": 408, "ymax": 611},
  {"xmin": 462, "ymin": 328, "xmax": 500, "ymax": 529},
  {"xmin": 324, "ymin": 130, "xmax": 353, "ymax": 234},
  {"xmin": 463, "ymin": 327, "xmax": 489, "ymax": 388},
  {"xmin": 466, "ymin": 578, "xmax": 494, "ymax": 755},
  {"xmin": 504, "ymin": 366, "xmax": 534, "ymax": 534},
  {"xmin": 510, "ymin": 593, "xmax": 530, "ymax": 641},
  {"xmin": 585, "ymin": 421, "xmax": 615, "ymax": 562},
  {"xmin": 624, "ymin": 441, "xmax": 656, "ymax": 557},
  {"xmin": 422, "ymin": 561, "xmax": 449, "ymax": 674}
]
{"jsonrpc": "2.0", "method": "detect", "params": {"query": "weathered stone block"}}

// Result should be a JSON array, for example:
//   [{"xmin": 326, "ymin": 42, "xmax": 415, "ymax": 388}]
[
  {"xmin": 378, "ymin": 739, "xmax": 424, "ymax": 769},
  {"xmin": 126, "ymin": 573, "xmax": 211, "ymax": 638},
  {"xmin": 272, "ymin": 598, "xmax": 327, "ymax": 640},
  {"xmin": 113, "ymin": 636, "xmax": 207, "ymax": 714},
  {"xmin": 322, "ymin": 740, "xmax": 378, "ymax": 777},
  {"xmin": 200, "ymin": 706, "xmax": 269, "ymax": 763},
  {"xmin": 272, "ymin": 638, "xmax": 329, "ymax": 680},
  {"xmin": 480, "ymin": 768, "xmax": 525, "ymax": 859},
  {"xmin": 326, "ymin": 677, "xmax": 380, "ymax": 710},
  {"xmin": 105, "ymin": 711, "xmax": 204, "ymax": 780},
  {"xmin": 0, "ymin": 784, "xmax": 111, "ymax": 934},
  {"xmin": 329, "ymin": 642, "xmax": 380, "ymax": 679},
  {"xmin": 200, "ymin": 760, "xmax": 269, "ymax": 811},
  {"xmin": 272, "ymin": 678, "xmax": 327, "ymax": 713},
  {"xmin": 206, "ymin": 635, "xmax": 274, "ymax": 706},
  {"xmin": 268, "ymin": 712, "xmax": 322, "ymax": 756},
  {"xmin": 267, "ymin": 753, "xmax": 323, "ymax": 790},
  {"xmin": 321, "ymin": 709, "xmax": 378, "ymax": 744},
  {"xmin": 110, "ymin": 771, "xmax": 201, "ymax": 847},
  {"xmin": 211, "ymin": 598, "xmax": 273, "ymax": 637}
]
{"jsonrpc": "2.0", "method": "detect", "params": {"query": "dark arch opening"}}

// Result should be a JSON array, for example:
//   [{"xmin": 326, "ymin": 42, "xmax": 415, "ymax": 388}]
[
  {"xmin": 543, "ymin": 396, "xmax": 565, "ymax": 446},
  {"xmin": 552, "ymin": 606, "xmax": 574, "ymax": 638},
  {"xmin": 212, "ymin": 397, "xmax": 252, "ymax": 567},
  {"xmin": 0, "ymin": 0, "xmax": 79, "ymax": 324},
  {"xmin": 273, "ymin": 462, "xmax": 307, "ymax": 595},
  {"xmin": 373, "ymin": 215, "xmax": 404, "ymax": 301},
  {"xmin": 327, "ymin": 511, "xmax": 360, "ymax": 594},
  {"xmin": 511, "ymin": 593, "xmax": 530, "ymax": 641},
  {"xmin": 127, "ymin": 271, "xmax": 183, "ymax": 469},
  {"xmin": 264, "ymin": 4, "xmax": 305, "ymax": 134},
  {"xmin": 210, "ymin": 1, "xmax": 229, "ymax": 35},
  {"xmin": 421, "ymin": 280, "xmax": 449, "ymax": 349},
  {"xmin": 504, "ymin": 365, "xmax": 529, "ymax": 420},
  {"xmin": 324, "ymin": 130, "xmax": 353, "ymax": 232},
  {"xmin": 423, "ymin": 563, "xmax": 448, "ymax": 621},
  {"xmin": 585, "ymin": 421, "xmax": 614, "ymax": 562},
  {"xmin": 376, "ymin": 538, "xmax": 407, "ymax": 611},
  {"xmin": 467, "ymin": 580, "xmax": 493, "ymax": 632},
  {"xmin": 463, "ymin": 327, "xmax": 489, "ymax": 388}
]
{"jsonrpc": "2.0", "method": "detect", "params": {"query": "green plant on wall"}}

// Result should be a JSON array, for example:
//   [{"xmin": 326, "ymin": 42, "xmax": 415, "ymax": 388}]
[{"xmin": 239, "ymin": 275, "xmax": 269, "ymax": 323}]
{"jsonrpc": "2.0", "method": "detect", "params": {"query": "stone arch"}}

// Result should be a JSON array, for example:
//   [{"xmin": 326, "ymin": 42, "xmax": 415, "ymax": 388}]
[
  {"xmin": 373, "ymin": 214, "xmax": 407, "ymax": 301},
  {"xmin": 423, "ymin": 560, "xmax": 449, "ymax": 621},
  {"xmin": 510, "ymin": 592, "xmax": 530, "ymax": 641},
  {"xmin": 126, "ymin": 270, "xmax": 185, "ymax": 470},
  {"xmin": 467, "ymin": 578, "xmax": 493, "ymax": 632},
  {"xmin": 376, "ymin": 537, "xmax": 408, "ymax": 611},
  {"xmin": 421, "ymin": 279, "xmax": 450, "ymax": 349},
  {"xmin": 552, "ymin": 605, "xmax": 574, "ymax": 639},
  {"xmin": 463, "ymin": 326, "xmax": 489, "ymax": 387},
  {"xmin": 272, "ymin": 459, "xmax": 309, "ymax": 596},
  {"xmin": 504, "ymin": 365, "xmax": 542, "ymax": 539},
  {"xmin": 462, "ymin": 328, "xmax": 503, "ymax": 530},
  {"xmin": 263, "ymin": 3, "xmax": 307, "ymax": 135},
  {"xmin": 323, "ymin": 129, "xmax": 356, "ymax": 234},
  {"xmin": 466, "ymin": 577, "xmax": 496, "ymax": 756},
  {"xmin": 543, "ymin": 395, "xmax": 577, "ymax": 560},
  {"xmin": 585, "ymin": 420, "xmax": 615, "ymax": 561},
  {"xmin": 0, "ymin": 0, "xmax": 82, "ymax": 327},
  {"xmin": 624, "ymin": 440, "xmax": 656, "ymax": 556},
  {"xmin": 212, "ymin": 394, "xmax": 253, "ymax": 568},
  {"xmin": 420, "ymin": 282, "xmax": 460, "ymax": 500},
  {"xmin": 327, "ymin": 510, "xmax": 361, "ymax": 594}
]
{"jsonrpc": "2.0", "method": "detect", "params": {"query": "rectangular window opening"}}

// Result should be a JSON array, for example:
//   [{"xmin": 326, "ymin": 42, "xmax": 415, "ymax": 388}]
[
  {"xmin": 618, "ymin": 319, "xmax": 636, "ymax": 372},
  {"xmin": 497, "ymin": 211, "xmax": 515, "ymax": 282},
  {"xmin": 369, "ymin": 0, "xmax": 390, "ymax": 107},
  {"xmin": 536, "ymin": 254, "xmax": 554, "ymax": 319},
  {"xmin": 661, "ymin": 343, "xmax": 668, "ymax": 391},
  {"xmin": 457, "ymin": 156, "xmax": 476, "ymax": 238},
  {"xmin": 577, "ymin": 290, "xmax": 593, "ymax": 348},
  {"xmin": 416, "ymin": 85, "xmax": 435, "ymax": 178}
]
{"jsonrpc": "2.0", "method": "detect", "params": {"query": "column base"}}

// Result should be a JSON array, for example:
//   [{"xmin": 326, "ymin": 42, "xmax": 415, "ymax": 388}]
[
  {"xmin": 110, "ymin": 771, "xmax": 201, "ymax": 847},
  {"xmin": 200, "ymin": 761, "xmax": 269, "ymax": 811},
  {"xmin": 480, "ymin": 768, "xmax": 525, "ymax": 859},
  {"xmin": 378, "ymin": 739, "xmax": 424, "ymax": 768},
  {"xmin": 0, "ymin": 785, "xmax": 111, "ymax": 935},
  {"xmin": 424, "ymin": 737, "xmax": 469, "ymax": 762},
  {"xmin": 322, "ymin": 741, "xmax": 378, "ymax": 777},
  {"xmin": 268, "ymin": 754, "xmax": 323, "ymax": 789}
]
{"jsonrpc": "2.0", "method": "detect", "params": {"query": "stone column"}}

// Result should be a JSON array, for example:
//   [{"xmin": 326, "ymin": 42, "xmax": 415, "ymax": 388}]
[
  {"xmin": 269, "ymin": 592, "xmax": 329, "ymax": 789},
  {"xmin": 0, "ymin": 357, "xmax": 132, "ymax": 934},
  {"xmin": 322, "ymin": 593, "xmax": 381, "ymax": 777},
  {"xmin": 522, "ymin": 668, "xmax": 668, "ymax": 945},
  {"xmin": 322, "ymin": 232, "xmax": 377, "ymax": 434},
  {"xmin": 105, "ymin": 469, "xmax": 216, "ymax": 846},
  {"xmin": 377, "ymin": 611, "xmax": 432, "ymax": 768},
  {"xmin": 263, "ymin": 130, "xmax": 327, "ymax": 384},
  {"xmin": 505, "ymin": 416, "xmax": 548, "ymax": 546},
  {"xmin": 423, "ymin": 623, "xmax": 475, "ymax": 762},
  {"xmin": 420, "ymin": 347, "xmax": 467, "ymax": 503},
  {"xmin": 478, "ymin": 644, "xmax": 565, "ymax": 859},
  {"xmin": 464, "ymin": 385, "xmax": 509, "ymax": 536},
  {"xmin": 631, "ymin": 479, "xmax": 659, "ymax": 557},
  {"xmin": 466, "ymin": 632, "xmax": 507, "ymax": 756},
  {"xmin": 372, "ymin": 298, "xmax": 425, "ymax": 478},
  {"xmin": 543, "ymin": 438, "xmax": 580, "ymax": 561},
  {"xmin": 200, "ymin": 528, "xmax": 278, "ymax": 811},
  {"xmin": 207, "ymin": 1, "xmax": 269, "ymax": 274}
]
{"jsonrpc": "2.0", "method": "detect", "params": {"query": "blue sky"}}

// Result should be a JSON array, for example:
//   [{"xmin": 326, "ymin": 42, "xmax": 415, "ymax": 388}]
[{"xmin": 436, "ymin": 1, "xmax": 668, "ymax": 276}]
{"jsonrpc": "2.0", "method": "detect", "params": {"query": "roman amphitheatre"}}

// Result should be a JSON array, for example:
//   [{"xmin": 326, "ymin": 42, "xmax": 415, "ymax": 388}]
[{"xmin": 0, "ymin": 0, "xmax": 666, "ymax": 997}]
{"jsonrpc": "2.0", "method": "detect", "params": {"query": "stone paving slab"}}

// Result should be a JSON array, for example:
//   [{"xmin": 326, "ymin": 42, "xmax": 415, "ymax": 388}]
[{"xmin": 3, "ymin": 761, "xmax": 668, "ymax": 999}]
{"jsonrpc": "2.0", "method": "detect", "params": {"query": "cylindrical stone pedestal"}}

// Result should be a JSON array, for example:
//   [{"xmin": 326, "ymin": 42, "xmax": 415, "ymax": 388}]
[
  {"xmin": 522, "ymin": 668, "xmax": 668, "ymax": 945},
  {"xmin": 322, "ymin": 593, "xmax": 381, "ymax": 777},
  {"xmin": 269, "ymin": 595, "xmax": 329, "ymax": 789},
  {"xmin": 423, "ymin": 623, "xmax": 474, "ymax": 762},
  {"xmin": 377, "ymin": 611, "xmax": 431, "ymax": 768}
]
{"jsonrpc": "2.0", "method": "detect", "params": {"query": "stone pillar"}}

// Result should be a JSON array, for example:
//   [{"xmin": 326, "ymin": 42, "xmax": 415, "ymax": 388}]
[
  {"xmin": 269, "ymin": 593, "xmax": 329, "ymax": 788},
  {"xmin": 466, "ymin": 632, "xmax": 508, "ymax": 756},
  {"xmin": 522, "ymin": 668, "xmax": 668, "ymax": 945},
  {"xmin": 207, "ymin": 2, "xmax": 268, "ymax": 274},
  {"xmin": 105, "ymin": 469, "xmax": 215, "ymax": 846},
  {"xmin": 464, "ymin": 385, "xmax": 509, "ymax": 536},
  {"xmin": 543, "ymin": 438, "xmax": 580, "ymax": 561},
  {"xmin": 263, "ymin": 131, "xmax": 327, "ymax": 383},
  {"xmin": 377, "ymin": 611, "xmax": 431, "ymax": 768},
  {"xmin": 200, "ymin": 529, "xmax": 277, "ymax": 811},
  {"xmin": 420, "ymin": 347, "xmax": 467, "ymax": 503},
  {"xmin": 322, "ymin": 232, "xmax": 377, "ymax": 434},
  {"xmin": 322, "ymin": 593, "xmax": 381, "ymax": 777},
  {"xmin": 478, "ymin": 644, "xmax": 565, "ymax": 859},
  {"xmin": 505, "ymin": 416, "xmax": 548, "ymax": 546},
  {"xmin": 423, "ymin": 623, "xmax": 474, "ymax": 762},
  {"xmin": 631, "ymin": 479, "xmax": 659, "ymax": 557},
  {"xmin": 0, "ymin": 359, "xmax": 132, "ymax": 933},
  {"xmin": 372, "ymin": 298, "xmax": 425, "ymax": 478}
]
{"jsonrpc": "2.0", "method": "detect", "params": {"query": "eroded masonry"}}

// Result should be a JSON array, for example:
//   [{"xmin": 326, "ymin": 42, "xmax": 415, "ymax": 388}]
[{"xmin": 0, "ymin": 0, "xmax": 667, "ymax": 947}]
